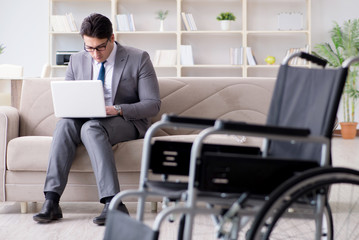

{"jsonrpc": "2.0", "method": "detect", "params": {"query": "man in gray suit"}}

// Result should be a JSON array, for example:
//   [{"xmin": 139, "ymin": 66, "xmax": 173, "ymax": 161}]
[{"xmin": 33, "ymin": 13, "xmax": 161, "ymax": 225}]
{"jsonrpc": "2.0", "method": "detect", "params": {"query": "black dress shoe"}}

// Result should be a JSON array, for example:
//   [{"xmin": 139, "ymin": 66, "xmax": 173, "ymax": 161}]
[
  {"xmin": 93, "ymin": 202, "xmax": 129, "ymax": 225},
  {"xmin": 33, "ymin": 199, "xmax": 63, "ymax": 223}
]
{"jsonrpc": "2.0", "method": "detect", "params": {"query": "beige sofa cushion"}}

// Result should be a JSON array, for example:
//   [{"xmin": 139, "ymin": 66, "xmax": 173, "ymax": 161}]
[
  {"xmin": 7, "ymin": 136, "xmax": 52, "ymax": 171},
  {"xmin": 7, "ymin": 134, "xmax": 263, "ymax": 172},
  {"xmin": 7, "ymin": 136, "xmax": 144, "ymax": 172}
]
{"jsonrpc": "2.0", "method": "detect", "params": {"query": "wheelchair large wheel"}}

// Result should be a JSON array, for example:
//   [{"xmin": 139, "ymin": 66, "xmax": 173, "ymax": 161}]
[{"xmin": 248, "ymin": 167, "xmax": 359, "ymax": 240}]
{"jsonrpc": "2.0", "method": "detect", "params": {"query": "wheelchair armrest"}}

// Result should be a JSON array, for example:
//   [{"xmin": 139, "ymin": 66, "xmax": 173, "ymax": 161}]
[
  {"xmin": 162, "ymin": 114, "xmax": 216, "ymax": 127},
  {"xmin": 215, "ymin": 120, "xmax": 311, "ymax": 137}
]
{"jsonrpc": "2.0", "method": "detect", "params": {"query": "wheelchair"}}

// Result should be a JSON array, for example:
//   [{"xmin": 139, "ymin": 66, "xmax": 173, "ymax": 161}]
[{"xmin": 104, "ymin": 53, "xmax": 359, "ymax": 240}]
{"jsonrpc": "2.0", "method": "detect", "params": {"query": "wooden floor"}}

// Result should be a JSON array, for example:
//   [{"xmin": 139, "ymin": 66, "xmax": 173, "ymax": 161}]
[
  {"xmin": 0, "ymin": 136, "xmax": 357, "ymax": 240},
  {"xmin": 0, "ymin": 201, "xmax": 219, "ymax": 240}
]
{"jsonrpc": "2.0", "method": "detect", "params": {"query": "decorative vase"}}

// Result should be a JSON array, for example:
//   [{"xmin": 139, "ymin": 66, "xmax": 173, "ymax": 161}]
[
  {"xmin": 340, "ymin": 122, "xmax": 358, "ymax": 139},
  {"xmin": 220, "ymin": 20, "xmax": 231, "ymax": 31},
  {"xmin": 159, "ymin": 20, "xmax": 164, "ymax": 32}
]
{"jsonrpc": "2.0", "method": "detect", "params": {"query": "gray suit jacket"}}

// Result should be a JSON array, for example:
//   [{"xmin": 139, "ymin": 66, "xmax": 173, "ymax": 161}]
[{"xmin": 65, "ymin": 42, "xmax": 161, "ymax": 138}]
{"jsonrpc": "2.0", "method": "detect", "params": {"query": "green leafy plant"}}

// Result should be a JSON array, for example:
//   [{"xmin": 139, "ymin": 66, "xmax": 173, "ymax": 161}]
[
  {"xmin": 0, "ymin": 44, "xmax": 5, "ymax": 55},
  {"xmin": 216, "ymin": 12, "xmax": 236, "ymax": 21},
  {"xmin": 313, "ymin": 19, "xmax": 359, "ymax": 122},
  {"xmin": 156, "ymin": 10, "xmax": 169, "ymax": 21}
]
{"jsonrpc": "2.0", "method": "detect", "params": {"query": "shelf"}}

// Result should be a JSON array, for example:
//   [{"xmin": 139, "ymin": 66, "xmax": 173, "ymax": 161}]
[
  {"xmin": 246, "ymin": 64, "xmax": 309, "ymax": 68},
  {"xmin": 51, "ymin": 65, "xmax": 68, "ymax": 69},
  {"xmin": 115, "ymin": 31, "xmax": 177, "ymax": 35},
  {"xmin": 52, "ymin": 0, "xmax": 110, "ymax": 1},
  {"xmin": 50, "ymin": 32, "xmax": 80, "ymax": 35},
  {"xmin": 246, "ymin": 65, "xmax": 280, "ymax": 68},
  {"xmin": 181, "ymin": 30, "xmax": 243, "ymax": 35},
  {"xmin": 49, "ymin": 0, "xmax": 311, "ymax": 77},
  {"xmin": 154, "ymin": 65, "xmax": 177, "ymax": 68},
  {"xmin": 247, "ymin": 30, "xmax": 309, "ymax": 35},
  {"xmin": 182, "ymin": 0, "xmax": 239, "ymax": 2},
  {"xmin": 181, "ymin": 65, "xmax": 243, "ymax": 68}
]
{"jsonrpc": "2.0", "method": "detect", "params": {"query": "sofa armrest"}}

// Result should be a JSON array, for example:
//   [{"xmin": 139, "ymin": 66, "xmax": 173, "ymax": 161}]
[
  {"xmin": 0, "ymin": 106, "xmax": 20, "ymax": 142},
  {"xmin": 0, "ymin": 106, "xmax": 20, "ymax": 201}
]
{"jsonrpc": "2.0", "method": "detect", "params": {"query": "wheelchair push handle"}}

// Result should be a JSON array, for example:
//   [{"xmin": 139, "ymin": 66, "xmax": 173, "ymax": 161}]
[
  {"xmin": 343, "ymin": 56, "xmax": 359, "ymax": 68},
  {"xmin": 215, "ymin": 119, "xmax": 311, "ymax": 137},
  {"xmin": 282, "ymin": 52, "xmax": 327, "ymax": 68}
]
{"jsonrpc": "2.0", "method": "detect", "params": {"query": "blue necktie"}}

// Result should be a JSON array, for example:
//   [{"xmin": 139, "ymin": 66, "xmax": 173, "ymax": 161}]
[{"xmin": 97, "ymin": 61, "xmax": 106, "ymax": 85}]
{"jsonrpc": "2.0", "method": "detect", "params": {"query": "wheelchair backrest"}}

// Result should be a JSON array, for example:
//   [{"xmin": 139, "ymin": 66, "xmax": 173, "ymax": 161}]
[{"xmin": 267, "ymin": 65, "xmax": 348, "ymax": 162}]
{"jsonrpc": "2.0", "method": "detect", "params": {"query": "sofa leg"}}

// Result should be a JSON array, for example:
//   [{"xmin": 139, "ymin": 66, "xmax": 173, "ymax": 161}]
[
  {"xmin": 151, "ymin": 202, "xmax": 158, "ymax": 213},
  {"xmin": 29, "ymin": 202, "xmax": 37, "ymax": 213},
  {"xmin": 20, "ymin": 202, "xmax": 28, "ymax": 214}
]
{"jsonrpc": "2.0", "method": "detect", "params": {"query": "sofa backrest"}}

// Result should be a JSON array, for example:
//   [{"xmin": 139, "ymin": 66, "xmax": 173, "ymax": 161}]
[
  {"xmin": 154, "ymin": 77, "xmax": 275, "ymax": 136},
  {"xmin": 19, "ymin": 77, "xmax": 275, "ymax": 137},
  {"xmin": 19, "ymin": 78, "xmax": 59, "ymax": 137}
]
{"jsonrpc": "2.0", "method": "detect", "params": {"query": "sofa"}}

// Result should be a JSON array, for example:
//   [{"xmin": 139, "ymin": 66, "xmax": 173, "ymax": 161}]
[{"xmin": 0, "ymin": 77, "xmax": 275, "ymax": 213}]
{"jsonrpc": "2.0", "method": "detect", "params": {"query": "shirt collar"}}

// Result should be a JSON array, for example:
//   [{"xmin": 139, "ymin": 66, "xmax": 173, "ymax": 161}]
[
  {"xmin": 94, "ymin": 42, "xmax": 117, "ymax": 66},
  {"xmin": 106, "ymin": 42, "xmax": 117, "ymax": 66}
]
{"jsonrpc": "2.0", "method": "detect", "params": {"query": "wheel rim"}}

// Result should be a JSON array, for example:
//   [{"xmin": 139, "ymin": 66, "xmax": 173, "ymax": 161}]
[{"xmin": 249, "ymin": 169, "xmax": 359, "ymax": 240}]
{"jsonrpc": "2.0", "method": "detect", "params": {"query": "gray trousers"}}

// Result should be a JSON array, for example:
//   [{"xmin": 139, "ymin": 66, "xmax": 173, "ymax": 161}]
[{"xmin": 44, "ymin": 117, "xmax": 138, "ymax": 201}]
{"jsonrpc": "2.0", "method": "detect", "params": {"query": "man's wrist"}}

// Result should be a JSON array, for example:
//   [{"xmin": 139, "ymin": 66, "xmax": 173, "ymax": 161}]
[{"xmin": 114, "ymin": 105, "xmax": 122, "ymax": 115}]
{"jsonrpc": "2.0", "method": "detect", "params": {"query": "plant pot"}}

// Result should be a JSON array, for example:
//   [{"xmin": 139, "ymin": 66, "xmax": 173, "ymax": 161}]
[
  {"xmin": 220, "ymin": 20, "xmax": 231, "ymax": 31},
  {"xmin": 340, "ymin": 122, "xmax": 358, "ymax": 139},
  {"xmin": 159, "ymin": 20, "xmax": 164, "ymax": 32}
]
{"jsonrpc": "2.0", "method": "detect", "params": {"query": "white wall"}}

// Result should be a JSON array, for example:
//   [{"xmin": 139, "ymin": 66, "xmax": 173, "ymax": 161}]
[
  {"xmin": 0, "ymin": 0, "xmax": 358, "ymax": 78},
  {"xmin": 312, "ymin": 0, "xmax": 359, "ymax": 46},
  {"xmin": 0, "ymin": 0, "xmax": 48, "ymax": 77}
]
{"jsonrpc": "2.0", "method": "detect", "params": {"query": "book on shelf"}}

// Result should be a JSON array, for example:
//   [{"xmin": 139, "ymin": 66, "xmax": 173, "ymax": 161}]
[
  {"xmin": 230, "ymin": 47, "xmax": 243, "ymax": 65},
  {"xmin": 154, "ymin": 50, "xmax": 177, "ymax": 66},
  {"xmin": 116, "ymin": 14, "xmax": 136, "ymax": 32},
  {"xmin": 129, "ymin": 14, "xmax": 136, "ymax": 31},
  {"xmin": 66, "ymin": 13, "xmax": 78, "ymax": 32},
  {"xmin": 187, "ymin": 13, "xmax": 197, "ymax": 31},
  {"xmin": 51, "ymin": 13, "xmax": 78, "ymax": 32},
  {"xmin": 284, "ymin": 45, "xmax": 309, "ymax": 65},
  {"xmin": 181, "ymin": 12, "xmax": 190, "ymax": 31},
  {"xmin": 51, "ymin": 15, "xmax": 63, "ymax": 32},
  {"xmin": 181, "ymin": 12, "xmax": 197, "ymax": 31},
  {"xmin": 246, "ymin": 47, "xmax": 257, "ymax": 66},
  {"xmin": 180, "ymin": 45, "xmax": 194, "ymax": 66}
]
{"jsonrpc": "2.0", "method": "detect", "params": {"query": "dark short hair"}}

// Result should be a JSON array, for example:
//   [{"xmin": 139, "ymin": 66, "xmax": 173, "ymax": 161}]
[{"xmin": 80, "ymin": 13, "xmax": 113, "ymax": 39}]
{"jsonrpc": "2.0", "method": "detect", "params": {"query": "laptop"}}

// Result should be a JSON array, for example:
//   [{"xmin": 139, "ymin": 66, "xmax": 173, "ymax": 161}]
[{"xmin": 51, "ymin": 80, "xmax": 108, "ymax": 118}]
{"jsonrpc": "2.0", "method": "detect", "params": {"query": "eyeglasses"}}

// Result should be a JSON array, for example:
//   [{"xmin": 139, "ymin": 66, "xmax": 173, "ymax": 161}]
[{"xmin": 84, "ymin": 39, "xmax": 109, "ymax": 52}]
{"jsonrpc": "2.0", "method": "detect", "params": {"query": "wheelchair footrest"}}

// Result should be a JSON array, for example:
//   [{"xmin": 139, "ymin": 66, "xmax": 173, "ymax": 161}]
[
  {"xmin": 104, "ymin": 210, "xmax": 159, "ymax": 240},
  {"xmin": 145, "ymin": 180, "xmax": 188, "ymax": 200}
]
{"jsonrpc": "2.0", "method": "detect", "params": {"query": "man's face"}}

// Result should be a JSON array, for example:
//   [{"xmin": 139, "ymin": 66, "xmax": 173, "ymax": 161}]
[{"xmin": 83, "ymin": 35, "xmax": 115, "ymax": 63}]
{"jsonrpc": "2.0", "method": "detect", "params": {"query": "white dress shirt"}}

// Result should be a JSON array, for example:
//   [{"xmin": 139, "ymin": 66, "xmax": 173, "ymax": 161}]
[{"xmin": 92, "ymin": 43, "xmax": 117, "ymax": 106}]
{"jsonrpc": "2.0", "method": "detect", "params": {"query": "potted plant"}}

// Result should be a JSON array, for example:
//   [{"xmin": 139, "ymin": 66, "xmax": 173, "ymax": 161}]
[
  {"xmin": 0, "ymin": 44, "xmax": 5, "ymax": 55},
  {"xmin": 156, "ymin": 10, "xmax": 169, "ymax": 32},
  {"xmin": 216, "ymin": 12, "xmax": 236, "ymax": 31},
  {"xmin": 313, "ymin": 19, "xmax": 359, "ymax": 139}
]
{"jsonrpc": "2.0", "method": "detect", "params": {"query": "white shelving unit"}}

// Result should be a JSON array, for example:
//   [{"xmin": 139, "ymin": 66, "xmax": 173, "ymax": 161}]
[{"xmin": 48, "ymin": 0, "xmax": 311, "ymax": 77}]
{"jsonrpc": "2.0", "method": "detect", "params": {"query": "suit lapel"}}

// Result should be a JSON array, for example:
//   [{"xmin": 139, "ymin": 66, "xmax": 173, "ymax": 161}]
[
  {"xmin": 112, "ymin": 42, "xmax": 128, "ymax": 103},
  {"xmin": 82, "ymin": 53, "xmax": 93, "ymax": 80}
]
